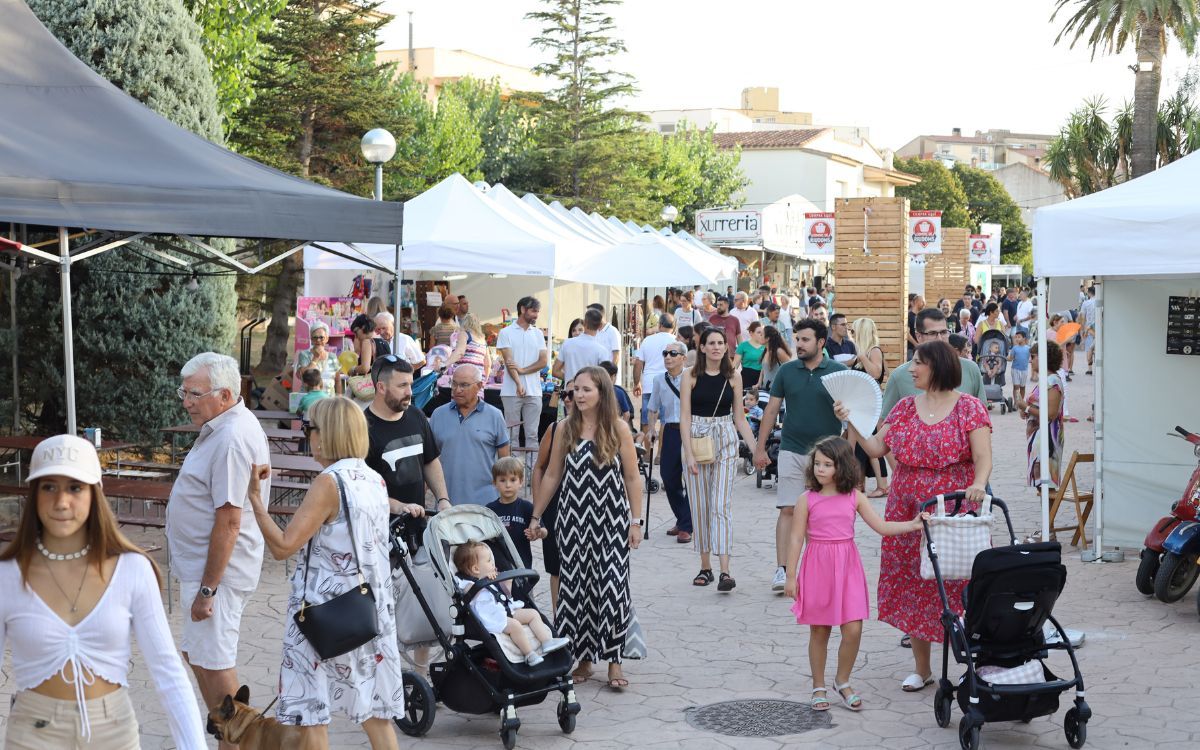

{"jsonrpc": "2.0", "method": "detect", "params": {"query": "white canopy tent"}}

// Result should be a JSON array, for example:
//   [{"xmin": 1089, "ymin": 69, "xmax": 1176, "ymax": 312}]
[{"xmin": 1033, "ymin": 150, "xmax": 1200, "ymax": 554}]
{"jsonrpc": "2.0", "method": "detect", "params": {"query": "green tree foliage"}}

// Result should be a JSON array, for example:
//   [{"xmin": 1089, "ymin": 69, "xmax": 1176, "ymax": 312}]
[
  {"xmin": 642, "ymin": 124, "xmax": 749, "ymax": 229},
  {"xmin": 439, "ymin": 78, "xmax": 540, "ymax": 186},
  {"xmin": 184, "ymin": 0, "xmax": 287, "ymax": 119},
  {"xmin": 21, "ymin": 0, "xmax": 236, "ymax": 440},
  {"xmin": 1051, "ymin": 0, "xmax": 1200, "ymax": 178},
  {"xmin": 951, "ymin": 164, "xmax": 1031, "ymax": 263},
  {"xmin": 894, "ymin": 158, "xmax": 972, "ymax": 228},
  {"xmin": 524, "ymin": 0, "xmax": 644, "ymax": 200}
]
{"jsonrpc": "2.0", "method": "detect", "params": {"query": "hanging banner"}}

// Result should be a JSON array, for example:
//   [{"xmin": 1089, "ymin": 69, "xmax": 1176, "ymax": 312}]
[
  {"xmin": 803, "ymin": 212, "xmax": 835, "ymax": 257},
  {"xmin": 980, "ymin": 222, "xmax": 1003, "ymax": 264},
  {"xmin": 908, "ymin": 210, "xmax": 942, "ymax": 255},
  {"xmin": 969, "ymin": 234, "xmax": 998, "ymax": 264}
]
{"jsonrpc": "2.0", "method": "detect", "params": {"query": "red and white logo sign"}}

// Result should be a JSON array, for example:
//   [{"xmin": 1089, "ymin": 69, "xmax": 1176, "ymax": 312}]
[
  {"xmin": 969, "ymin": 234, "xmax": 995, "ymax": 262},
  {"xmin": 908, "ymin": 210, "xmax": 942, "ymax": 255},
  {"xmin": 804, "ymin": 212, "xmax": 835, "ymax": 257}
]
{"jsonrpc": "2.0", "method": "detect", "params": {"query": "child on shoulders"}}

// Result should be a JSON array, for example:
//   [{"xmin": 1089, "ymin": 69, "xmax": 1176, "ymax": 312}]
[{"xmin": 784, "ymin": 437, "xmax": 928, "ymax": 712}]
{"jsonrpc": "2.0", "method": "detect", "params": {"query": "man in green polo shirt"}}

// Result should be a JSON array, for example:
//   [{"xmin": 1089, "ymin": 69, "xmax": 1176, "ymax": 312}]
[
  {"xmin": 881, "ymin": 308, "xmax": 987, "ymax": 417},
  {"xmin": 754, "ymin": 319, "xmax": 847, "ymax": 593}
]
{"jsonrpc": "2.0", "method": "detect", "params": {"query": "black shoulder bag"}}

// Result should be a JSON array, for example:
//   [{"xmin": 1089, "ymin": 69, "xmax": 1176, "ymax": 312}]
[{"xmin": 293, "ymin": 472, "xmax": 380, "ymax": 660}]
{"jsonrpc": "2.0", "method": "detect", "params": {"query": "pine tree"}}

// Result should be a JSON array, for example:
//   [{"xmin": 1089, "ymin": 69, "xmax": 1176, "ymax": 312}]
[
  {"xmin": 525, "ymin": 0, "xmax": 643, "ymax": 201},
  {"xmin": 19, "ymin": 0, "xmax": 237, "ymax": 440}
]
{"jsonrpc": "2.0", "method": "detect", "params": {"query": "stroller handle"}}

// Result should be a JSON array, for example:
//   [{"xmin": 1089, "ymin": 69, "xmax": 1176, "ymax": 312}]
[{"xmin": 920, "ymin": 492, "xmax": 1008, "ymax": 515}]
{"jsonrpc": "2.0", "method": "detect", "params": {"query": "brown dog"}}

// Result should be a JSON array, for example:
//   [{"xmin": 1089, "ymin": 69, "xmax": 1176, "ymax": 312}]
[{"xmin": 207, "ymin": 685, "xmax": 319, "ymax": 750}]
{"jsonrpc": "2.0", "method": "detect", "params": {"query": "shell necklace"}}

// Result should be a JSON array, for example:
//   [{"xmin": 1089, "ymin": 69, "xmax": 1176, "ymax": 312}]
[
  {"xmin": 37, "ymin": 538, "xmax": 90, "ymax": 561},
  {"xmin": 38, "ymin": 538, "xmax": 91, "ymax": 613}
]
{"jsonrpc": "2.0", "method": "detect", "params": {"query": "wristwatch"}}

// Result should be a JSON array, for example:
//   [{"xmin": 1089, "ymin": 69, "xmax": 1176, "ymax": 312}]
[
  {"xmin": 199, "ymin": 585, "xmax": 218, "ymax": 598},
  {"xmin": 630, "ymin": 518, "xmax": 644, "ymax": 527}
]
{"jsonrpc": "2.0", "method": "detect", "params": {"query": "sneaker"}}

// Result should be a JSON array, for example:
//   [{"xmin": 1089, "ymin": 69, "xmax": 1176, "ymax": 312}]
[
  {"xmin": 1042, "ymin": 621, "xmax": 1085, "ymax": 648},
  {"xmin": 540, "ymin": 637, "xmax": 571, "ymax": 655},
  {"xmin": 771, "ymin": 566, "xmax": 786, "ymax": 592},
  {"xmin": 525, "ymin": 651, "xmax": 544, "ymax": 666}
]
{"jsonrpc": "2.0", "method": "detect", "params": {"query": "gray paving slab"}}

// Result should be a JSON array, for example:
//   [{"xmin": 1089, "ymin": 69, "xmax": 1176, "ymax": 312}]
[{"xmin": 3, "ymin": 371, "xmax": 1198, "ymax": 749}]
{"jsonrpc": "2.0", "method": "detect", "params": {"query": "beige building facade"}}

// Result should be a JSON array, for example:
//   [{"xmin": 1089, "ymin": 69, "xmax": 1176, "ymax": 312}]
[
  {"xmin": 896, "ymin": 128, "xmax": 1054, "ymax": 171},
  {"xmin": 376, "ymin": 47, "xmax": 544, "ymax": 103}
]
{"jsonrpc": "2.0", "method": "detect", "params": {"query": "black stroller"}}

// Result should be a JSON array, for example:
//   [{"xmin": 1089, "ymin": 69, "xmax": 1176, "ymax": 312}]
[
  {"xmin": 636, "ymin": 443, "xmax": 660, "ymax": 494},
  {"xmin": 389, "ymin": 507, "xmax": 581, "ymax": 749},
  {"xmin": 921, "ymin": 492, "xmax": 1091, "ymax": 750},
  {"xmin": 977, "ymin": 329, "xmax": 1011, "ymax": 413}
]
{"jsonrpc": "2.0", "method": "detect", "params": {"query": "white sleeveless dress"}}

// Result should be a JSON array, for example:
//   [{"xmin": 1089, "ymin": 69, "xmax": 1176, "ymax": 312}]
[{"xmin": 276, "ymin": 458, "xmax": 405, "ymax": 726}]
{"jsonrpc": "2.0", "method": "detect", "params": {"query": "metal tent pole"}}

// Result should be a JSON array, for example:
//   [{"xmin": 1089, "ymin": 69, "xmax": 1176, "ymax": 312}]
[
  {"xmin": 1092, "ymin": 279, "xmax": 1104, "ymax": 557},
  {"xmin": 1037, "ymin": 276, "xmax": 1049, "ymax": 540},
  {"xmin": 547, "ymin": 278, "xmax": 555, "ymax": 366},
  {"xmin": 59, "ymin": 227, "xmax": 77, "ymax": 434}
]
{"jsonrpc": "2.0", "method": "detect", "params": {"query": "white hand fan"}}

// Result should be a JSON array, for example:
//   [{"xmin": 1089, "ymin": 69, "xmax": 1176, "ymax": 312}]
[{"xmin": 821, "ymin": 370, "xmax": 883, "ymax": 437}]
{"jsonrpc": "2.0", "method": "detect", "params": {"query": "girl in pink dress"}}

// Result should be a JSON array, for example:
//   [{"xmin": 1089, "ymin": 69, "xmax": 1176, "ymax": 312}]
[{"xmin": 783, "ymin": 437, "xmax": 928, "ymax": 712}]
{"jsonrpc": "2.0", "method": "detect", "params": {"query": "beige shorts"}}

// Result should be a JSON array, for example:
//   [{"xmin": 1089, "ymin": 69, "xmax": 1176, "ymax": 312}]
[
  {"xmin": 179, "ymin": 580, "xmax": 253, "ymax": 670},
  {"xmin": 775, "ymin": 450, "xmax": 811, "ymax": 509},
  {"xmin": 6, "ymin": 688, "xmax": 139, "ymax": 749}
]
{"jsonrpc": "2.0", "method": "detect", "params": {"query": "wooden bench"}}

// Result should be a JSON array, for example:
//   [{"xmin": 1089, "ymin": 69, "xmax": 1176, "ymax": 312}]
[
  {"xmin": 116, "ymin": 459, "xmax": 182, "ymax": 474},
  {"xmin": 1049, "ymin": 451, "xmax": 1095, "ymax": 547}
]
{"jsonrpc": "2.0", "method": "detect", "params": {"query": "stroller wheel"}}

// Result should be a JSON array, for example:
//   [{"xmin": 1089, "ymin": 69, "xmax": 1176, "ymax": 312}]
[
  {"xmin": 1064, "ymin": 707, "xmax": 1087, "ymax": 748},
  {"xmin": 934, "ymin": 686, "xmax": 953, "ymax": 728},
  {"xmin": 648, "ymin": 479, "xmax": 661, "ymax": 494},
  {"xmin": 393, "ymin": 670, "xmax": 436, "ymax": 737},
  {"xmin": 958, "ymin": 716, "xmax": 981, "ymax": 750},
  {"xmin": 742, "ymin": 458, "xmax": 755, "ymax": 476},
  {"xmin": 500, "ymin": 725, "xmax": 518, "ymax": 750},
  {"xmin": 557, "ymin": 699, "xmax": 578, "ymax": 733}
]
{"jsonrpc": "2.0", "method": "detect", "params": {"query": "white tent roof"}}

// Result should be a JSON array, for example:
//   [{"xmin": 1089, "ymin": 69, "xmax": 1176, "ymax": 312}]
[
  {"xmin": 1034, "ymin": 150, "xmax": 1200, "ymax": 278},
  {"xmin": 304, "ymin": 173, "xmax": 599, "ymax": 276},
  {"xmin": 558, "ymin": 232, "xmax": 733, "ymax": 286}
]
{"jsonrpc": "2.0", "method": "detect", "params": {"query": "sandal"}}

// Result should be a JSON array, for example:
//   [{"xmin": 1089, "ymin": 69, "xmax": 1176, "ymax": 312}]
[
  {"xmin": 868, "ymin": 487, "xmax": 889, "ymax": 498},
  {"xmin": 834, "ymin": 682, "xmax": 863, "ymax": 711},
  {"xmin": 901, "ymin": 673, "xmax": 934, "ymax": 692},
  {"xmin": 607, "ymin": 666, "xmax": 629, "ymax": 691},
  {"xmin": 810, "ymin": 687, "xmax": 830, "ymax": 711},
  {"xmin": 693, "ymin": 569, "xmax": 714, "ymax": 586},
  {"xmin": 717, "ymin": 572, "xmax": 736, "ymax": 592}
]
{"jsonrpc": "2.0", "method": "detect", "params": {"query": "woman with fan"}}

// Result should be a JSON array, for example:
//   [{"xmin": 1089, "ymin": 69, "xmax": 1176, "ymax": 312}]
[
  {"xmin": 836, "ymin": 340, "xmax": 992, "ymax": 693},
  {"xmin": 681, "ymin": 328, "xmax": 760, "ymax": 592}
]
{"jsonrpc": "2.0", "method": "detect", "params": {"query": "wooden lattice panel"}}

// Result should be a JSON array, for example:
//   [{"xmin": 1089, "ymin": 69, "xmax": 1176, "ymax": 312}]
[
  {"xmin": 924, "ymin": 227, "xmax": 971, "ymax": 307},
  {"xmin": 833, "ymin": 197, "xmax": 909, "ymax": 374}
]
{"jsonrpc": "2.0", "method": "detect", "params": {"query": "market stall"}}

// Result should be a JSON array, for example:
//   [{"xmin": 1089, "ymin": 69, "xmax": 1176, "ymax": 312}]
[{"xmin": 1033, "ymin": 150, "xmax": 1200, "ymax": 552}]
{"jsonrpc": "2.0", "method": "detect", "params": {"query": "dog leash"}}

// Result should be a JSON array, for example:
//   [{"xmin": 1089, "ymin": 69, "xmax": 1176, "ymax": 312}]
[{"xmin": 257, "ymin": 695, "xmax": 279, "ymax": 722}]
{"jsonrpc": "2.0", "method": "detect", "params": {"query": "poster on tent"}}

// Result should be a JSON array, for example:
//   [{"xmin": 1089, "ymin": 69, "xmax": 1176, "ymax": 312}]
[
  {"xmin": 295, "ymin": 296, "xmax": 360, "ymax": 353},
  {"xmin": 908, "ymin": 210, "xmax": 942, "ymax": 255},
  {"xmin": 803, "ymin": 212, "xmax": 835, "ymax": 258},
  {"xmin": 969, "ymin": 234, "xmax": 998, "ymax": 264}
]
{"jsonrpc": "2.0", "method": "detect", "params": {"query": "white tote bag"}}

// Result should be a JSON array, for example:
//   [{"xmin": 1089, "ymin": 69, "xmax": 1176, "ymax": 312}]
[{"xmin": 919, "ymin": 494, "xmax": 994, "ymax": 581}]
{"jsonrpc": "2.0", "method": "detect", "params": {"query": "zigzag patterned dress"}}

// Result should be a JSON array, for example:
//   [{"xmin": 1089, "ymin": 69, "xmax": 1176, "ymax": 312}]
[{"xmin": 555, "ymin": 439, "xmax": 631, "ymax": 664}]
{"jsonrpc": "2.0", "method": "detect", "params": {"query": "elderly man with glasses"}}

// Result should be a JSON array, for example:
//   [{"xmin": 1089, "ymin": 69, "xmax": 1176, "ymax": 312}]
[
  {"xmin": 429, "ymin": 364, "xmax": 511, "ymax": 505},
  {"xmin": 167, "ymin": 353, "xmax": 269, "ymax": 749},
  {"xmin": 645, "ymin": 341, "xmax": 692, "ymax": 542},
  {"xmin": 880, "ymin": 308, "xmax": 988, "ymax": 419}
]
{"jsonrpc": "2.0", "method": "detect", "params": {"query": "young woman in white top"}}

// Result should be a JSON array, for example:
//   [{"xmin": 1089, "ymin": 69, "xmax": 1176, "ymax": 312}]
[{"xmin": 0, "ymin": 435, "xmax": 205, "ymax": 749}]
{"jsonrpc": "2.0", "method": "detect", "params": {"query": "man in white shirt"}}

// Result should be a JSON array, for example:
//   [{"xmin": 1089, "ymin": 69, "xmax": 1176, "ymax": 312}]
[
  {"xmin": 497, "ymin": 296, "xmax": 549, "ymax": 450},
  {"xmin": 730, "ymin": 292, "xmax": 760, "ymax": 342},
  {"xmin": 553, "ymin": 308, "xmax": 611, "ymax": 383},
  {"xmin": 375, "ymin": 311, "xmax": 424, "ymax": 367},
  {"xmin": 1015, "ymin": 289, "xmax": 1035, "ymax": 336},
  {"xmin": 632, "ymin": 313, "xmax": 676, "ymax": 445},
  {"xmin": 588, "ymin": 302, "xmax": 622, "ymax": 362},
  {"xmin": 167, "ymin": 353, "xmax": 268, "ymax": 750}
]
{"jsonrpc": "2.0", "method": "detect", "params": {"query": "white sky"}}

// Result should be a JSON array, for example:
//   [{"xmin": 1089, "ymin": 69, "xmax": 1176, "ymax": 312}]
[{"xmin": 377, "ymin": 0, "xmax": 1196, "ymax": 149}]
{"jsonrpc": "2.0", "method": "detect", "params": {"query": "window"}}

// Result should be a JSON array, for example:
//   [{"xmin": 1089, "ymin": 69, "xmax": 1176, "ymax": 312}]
[{"xmin": 658, "ymin": 123, "xmax": 675, "ymax": 133}]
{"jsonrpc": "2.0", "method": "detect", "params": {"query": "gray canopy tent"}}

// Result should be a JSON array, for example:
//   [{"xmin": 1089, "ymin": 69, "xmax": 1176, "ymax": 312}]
[{"xmin": 0, "ymin": 0, "xmax": 403, "ymax": 432}]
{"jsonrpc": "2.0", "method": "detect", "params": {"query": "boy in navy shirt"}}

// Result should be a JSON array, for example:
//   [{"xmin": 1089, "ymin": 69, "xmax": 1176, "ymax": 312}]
[{"xmin": 486, "ymin": 456, "xmax": 545, "ymax": 569}]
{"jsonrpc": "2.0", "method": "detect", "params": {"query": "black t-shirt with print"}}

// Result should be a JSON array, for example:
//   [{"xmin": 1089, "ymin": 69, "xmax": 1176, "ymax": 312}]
[
  {"xmin": 486, "ymin": 497, "xmax": 534, "ymax": 569},
  {"xmin": 365, "ymin": 405, "xmax": 440, "ymax": 504}
]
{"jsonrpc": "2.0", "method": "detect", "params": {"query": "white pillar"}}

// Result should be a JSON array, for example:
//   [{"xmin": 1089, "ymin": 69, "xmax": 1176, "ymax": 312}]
[
  {"xmin": 1092, "ymin": 279, "xmax": 1104, "ymax": 557},
  {"xmin": 1037, "ymin": 276, "xmax": 1050, "ymax": 540}
]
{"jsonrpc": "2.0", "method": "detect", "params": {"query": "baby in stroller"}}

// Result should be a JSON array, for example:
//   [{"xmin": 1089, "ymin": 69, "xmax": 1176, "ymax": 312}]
[
  {"xmin": 453, "ymin": 540, "xmax": 570, "ymax": 665},
  {"xmin": 977, "ymin": 332, "xmax": 1013, "ymax": 413}
]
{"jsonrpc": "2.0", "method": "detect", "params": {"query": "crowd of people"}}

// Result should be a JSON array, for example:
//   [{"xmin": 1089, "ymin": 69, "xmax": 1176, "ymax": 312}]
[{"xmin": 0, "ymin": 278, "xmax": 1095, "ymax": 746}]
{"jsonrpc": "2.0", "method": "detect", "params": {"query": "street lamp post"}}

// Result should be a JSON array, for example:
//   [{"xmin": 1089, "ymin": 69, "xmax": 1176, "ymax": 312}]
[
  {"xmin": 661, "ymin": 204, "xmax": 678, "ymax": 231},
  {"xmin": 361, "ymin": 128, "xmax": 399, "ymax": 310}
]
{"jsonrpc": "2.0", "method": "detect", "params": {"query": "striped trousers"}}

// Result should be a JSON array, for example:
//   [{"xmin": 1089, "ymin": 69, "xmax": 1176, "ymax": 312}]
[{"xmin": 684, "ymin": 415, "xmax": 739, "ymax": 556}]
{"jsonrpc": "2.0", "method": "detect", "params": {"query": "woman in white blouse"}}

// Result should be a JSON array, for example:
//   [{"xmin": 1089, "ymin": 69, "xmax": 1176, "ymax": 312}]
[{"xmin": 0, "ymin": 435, "xmax": 205, "ymax": 749}]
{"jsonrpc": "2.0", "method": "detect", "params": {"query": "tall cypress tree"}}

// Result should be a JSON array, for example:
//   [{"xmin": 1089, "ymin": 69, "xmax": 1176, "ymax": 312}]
[{"xmin": 17, "ymin": 0, "xmax": 237, "ymax": 441}]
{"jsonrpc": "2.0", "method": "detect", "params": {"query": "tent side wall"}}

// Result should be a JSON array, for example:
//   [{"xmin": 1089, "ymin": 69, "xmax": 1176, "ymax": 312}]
[{"xmin": 1099, "ymin": 277, "xmax": 1200, "ymax": 546}]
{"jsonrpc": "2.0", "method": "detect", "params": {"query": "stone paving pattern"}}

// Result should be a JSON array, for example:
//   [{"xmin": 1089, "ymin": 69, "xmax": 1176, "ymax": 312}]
[{"xmin": 4, "ymin": 374, "xmax": 1199, "ymax": 748}]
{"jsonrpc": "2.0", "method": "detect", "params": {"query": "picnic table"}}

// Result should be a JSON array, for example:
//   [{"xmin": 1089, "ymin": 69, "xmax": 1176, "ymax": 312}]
[
  {"xmin": 161, "ymin": 423, "xmax": 305, "ymax": 460},
  {"xmin": 251, "ymin": 409, "xmax": 298, "ymax": 422},
  {"xmin": 0, "ymin": 435, "xmax": 136, "ymax": 483},
  {"xmin": 269, "ymin": 452, "xmax": 322, "ymax": 477}
]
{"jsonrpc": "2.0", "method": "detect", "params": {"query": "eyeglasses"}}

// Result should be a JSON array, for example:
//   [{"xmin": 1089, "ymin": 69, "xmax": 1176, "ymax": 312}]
[
  {"xmin": 663, "ymin": 350, "xmax": 683, "ymax": 358},
  {"xmin": 921, "ymin": 329, "xmax": 951, "ymax": 338},
  {"xmin": 451, "ymin": 381, "xmax": 478, "ymax": 390},
  {"xmin": 176, "ymin": 387, "xmax": 220, "ymax": 401}
]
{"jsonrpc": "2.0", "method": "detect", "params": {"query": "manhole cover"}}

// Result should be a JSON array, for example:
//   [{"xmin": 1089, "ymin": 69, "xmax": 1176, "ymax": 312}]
[{"xmin": 684, "ymin": 699, "xmax": 833, "ymax": 737}]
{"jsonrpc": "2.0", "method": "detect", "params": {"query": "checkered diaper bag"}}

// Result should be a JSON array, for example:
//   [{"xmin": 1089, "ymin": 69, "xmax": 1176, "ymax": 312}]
[{"xmin": 919, "ymin": 495, "xmax": 994, "ymax": 580}]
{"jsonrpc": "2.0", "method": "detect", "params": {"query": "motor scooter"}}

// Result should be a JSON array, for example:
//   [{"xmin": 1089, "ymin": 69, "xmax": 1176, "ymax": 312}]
[{"xmin": 1136, "ymin": 425, "xmax": 1200, "ymax": 602}]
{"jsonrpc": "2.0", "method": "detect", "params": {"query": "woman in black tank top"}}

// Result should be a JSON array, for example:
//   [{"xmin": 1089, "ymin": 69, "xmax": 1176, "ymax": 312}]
[{"xmin": 679, "ymin": 328, "xmax": 760, "ymax": 593}]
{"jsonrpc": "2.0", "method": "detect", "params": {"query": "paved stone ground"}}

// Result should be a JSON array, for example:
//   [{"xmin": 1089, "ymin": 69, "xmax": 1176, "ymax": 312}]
[{"xmin": 4, "ymin": 373, "xmax": 1199, "ymax": 749}]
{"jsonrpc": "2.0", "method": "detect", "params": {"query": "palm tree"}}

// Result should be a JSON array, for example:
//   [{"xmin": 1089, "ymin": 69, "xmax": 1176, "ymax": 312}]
[{"xmin": 1052, "ymin": 0, "xmax": 1200, "ymax": 178}]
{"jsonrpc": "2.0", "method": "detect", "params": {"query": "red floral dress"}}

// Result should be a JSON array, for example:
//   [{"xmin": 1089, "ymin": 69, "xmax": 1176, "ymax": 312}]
[{"xmin": 878, "ymin": 395, "xmax": 991, "ymax": 642}]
